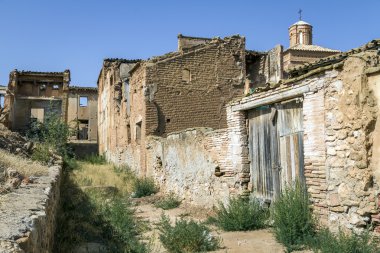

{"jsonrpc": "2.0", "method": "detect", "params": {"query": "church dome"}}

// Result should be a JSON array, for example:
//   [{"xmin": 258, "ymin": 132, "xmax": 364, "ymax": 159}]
[{"xmin": 290, "ymin": 20, "xmax": 312, "ymax": 27}]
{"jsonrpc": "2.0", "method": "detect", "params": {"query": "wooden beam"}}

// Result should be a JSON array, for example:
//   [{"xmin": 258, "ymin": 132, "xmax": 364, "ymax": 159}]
[{"xmin": 232, "ymin": 85, "xmax": 311, "ymax": 112}]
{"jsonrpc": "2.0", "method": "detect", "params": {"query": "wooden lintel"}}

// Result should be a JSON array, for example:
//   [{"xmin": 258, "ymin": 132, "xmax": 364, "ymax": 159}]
[{"xmin": 232, "ymin": 85, "xmax": 311, "ymax": 112}]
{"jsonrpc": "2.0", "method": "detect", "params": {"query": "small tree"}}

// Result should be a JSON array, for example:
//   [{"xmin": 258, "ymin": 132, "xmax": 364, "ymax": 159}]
[{"xmin": 28, "ymin": 110, "xmax": 75, "ymax": 162}]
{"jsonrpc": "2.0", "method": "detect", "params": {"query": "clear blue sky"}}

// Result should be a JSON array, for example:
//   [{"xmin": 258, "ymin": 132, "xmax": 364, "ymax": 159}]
[{"xmin": 0, "ymin": 0, "xmax": 379, "ymax": 87}]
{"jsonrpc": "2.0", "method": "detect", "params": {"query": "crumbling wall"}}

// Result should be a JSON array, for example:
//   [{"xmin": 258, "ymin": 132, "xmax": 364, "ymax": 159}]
[
  {"xmin": 0, "ymin": 166, "xmax": 61, "ymax": 253},
  {"xmin": 98, "ymin": 60, "xmax": 140, "ymax": 165},
  {"xmin": 67, "ymin": 88, "xmax": 98, "ymax": 141},
  {"xmin": 144, "ymin": 107, "xmax": 248, "ymax": 207},
  {"xmin": 144, "ymin": 36, "xmax": 245, "ymax": 137},
  {"xmin": 0, "ymin": 133, "xmax": 63, "ymax": 253},
  {"xmin": 323, "ymin": 54, "xmax": 380, "ymax": 232}
]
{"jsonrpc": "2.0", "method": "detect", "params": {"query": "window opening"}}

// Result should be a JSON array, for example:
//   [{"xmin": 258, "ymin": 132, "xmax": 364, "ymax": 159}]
[{"xmin": 79, "ymin": 96, "xmax": 88, "ymax": 107}]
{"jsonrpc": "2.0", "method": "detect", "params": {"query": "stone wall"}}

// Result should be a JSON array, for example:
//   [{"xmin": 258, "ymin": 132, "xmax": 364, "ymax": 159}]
[
  {"xmin": 323, "ymin": 55, "xmax": 379, "ymax": 232},
  {"xmin": 0, "ymin": 164, "xmax": 62, "ymax": 253},
  {"xmin": 230, "ymin": 49, "xmax": 380, "ymax": 232}
]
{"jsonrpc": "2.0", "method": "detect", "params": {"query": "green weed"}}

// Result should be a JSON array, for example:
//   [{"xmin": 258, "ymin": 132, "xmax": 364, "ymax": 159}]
[
  {"xmin": 157, "ymin": 214, "xmax": 220, "ymax": 253},
  {"xmin": 132, "ymin": 177, "xmax": 158, "ymax": 198},
  {"xmin": 307, "ymin": 228, "xmax": 380, "ymax": 253},
  {"xmin": 212, "ymin": 197, "xmax": 268, "ymax": 231},
  {"xmin": 271, "ymin": 181, "xmax": 316, "ymax": 252},
  {"xmin": 154, "ymin": 193, "xmax": 181, "ymax": 210}
]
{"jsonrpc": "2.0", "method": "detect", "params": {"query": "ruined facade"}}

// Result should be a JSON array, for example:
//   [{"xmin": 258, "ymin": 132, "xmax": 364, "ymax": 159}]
[
  {"xmin": 4, "ymin": 70, "xmax": 98, "ymax": 142},
  {"xmin": 232, "ymin": 40, "xmax": 380, "ymax": 231},
  {"xmin": 5, "ymin": 70, "xmax": 70, "ymax": 130},
  {"xmin": 67, "ymin": 86, "xmax": 98, "ymax": 141},
  {"xmin": 97, "ymin": 20, "xmax": 342, "ymax": 207}
]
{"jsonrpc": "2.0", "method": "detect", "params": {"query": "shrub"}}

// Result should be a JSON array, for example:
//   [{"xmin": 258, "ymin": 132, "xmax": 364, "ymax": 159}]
[
  {"xmin": 28, "ymin": 111, "xmax": 75, "ymax": 164},
  {"xmin": 307, "ymin": 228, "xmax": 380, "ymax": 253},
  {"xmin": 132, "ymin": 177, "xmax": 158, "ymax": 198},
  {"xmin": 157, "ymin": 214, "xmax": 220, "ymax": 253},
  {"xmin": 82, "ymin": 154, "xmax": 107, "ymax": 165},
  {"xmin": 31, "ymin": 144, "xmax": 51, "ymax": 164},
  {"xmin": 213, "ymin": 197, "xmax": 268, "ymax": 231},
  {"xmin": 154, "ymin": 193, "xmax": 181, "ymax": 210},
  {"xmin": 102, "ymin": 197, "xmax": 147, "ymax": 253},
  {"xmin": 271, "ymin": 181, "xmax": 316, "ymax": 252}
]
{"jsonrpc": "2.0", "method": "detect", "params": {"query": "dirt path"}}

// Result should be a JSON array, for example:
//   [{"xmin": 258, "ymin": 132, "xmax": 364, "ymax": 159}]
[{"xmin": 134, "ymin": 199, "xmax": 286, "ymax": 253}]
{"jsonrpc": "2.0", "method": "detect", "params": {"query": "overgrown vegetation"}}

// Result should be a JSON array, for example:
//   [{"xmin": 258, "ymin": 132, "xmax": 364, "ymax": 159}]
[
  {"xmin": 306, "ymin": 228, "xmax": 380, "ymax": 253},
  {"xmin": 271, "ymin": 181, "xmax": 316, "ymax": 252},
  {"xmin": 212, "ymin": 197, "xmax": 268, "ymax": 231},
  {"xmin": 82, "ymin": 153, "xmax": 107, "ymax": 165},
  {"xmin": 54, "ymin": 161, "xmax": 148, "ymax": 252},
  {"xmin": 157, "ymin": 214, "xmax": 220, "ymax": 253},
  {"xmin": 132, "ymin": 177, "xmax": 158, "ymax": 198},
  {"xmin": 0, "ymin": 149, "xmax": 48, "ymax": 177},
  {"xmin": 154, "ymin": 192, "xmax": 181, "ymax": 210},
  {"xmin": 27, "ymin": 112, "xmax": 74, "ymax": 164}
]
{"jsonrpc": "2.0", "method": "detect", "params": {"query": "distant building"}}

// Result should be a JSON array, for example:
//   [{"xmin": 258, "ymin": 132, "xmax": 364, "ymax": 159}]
[
  {"xmin": 283, "ymin": 20, "xmax": 340, "ymax": 71},
  {"xmin": 4, "ymin": 70, "xmax": 98, "ymax": 142}
]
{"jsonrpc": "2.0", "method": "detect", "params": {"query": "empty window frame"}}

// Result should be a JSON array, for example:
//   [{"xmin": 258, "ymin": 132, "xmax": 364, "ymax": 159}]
[
  {"xmin": 53, "ymin": 84, "xmax": 60, "ymax": 90},
  {"xmin": 0, "ymin": 94, "xmax": 4, "ymax": 108},
  {"xmin": 127, "ymin": 124, "xmax": 131, "ymax": 144},
  {"xmin": 79, "ymin": 96, "xmax": 88, "ymax": 107},
  {"xmin": 136, "ymin": 121, "xmax": 142, "ymax": 144}
]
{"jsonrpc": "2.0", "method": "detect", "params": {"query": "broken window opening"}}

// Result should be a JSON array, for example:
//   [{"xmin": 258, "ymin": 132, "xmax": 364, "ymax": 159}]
[
  {"xmin": 53, "ymin": 84, "xmax": 59, "ymax": 90},
  {"xmin": 30, "ymin": 108, "xmax": 44, "ymax": 123},
  {"xmin": 79, "ymin": 96, "xmax": 88, "ymax": 107},
  {"xmin": 127, "ymin": 124, "xmax": 131, "ymax": 144},
  {"xmin": 136, "ymin": 121, "xmax": 142, "ymax": 144},
  {"xmin": 77, "ymin": 120, "xmax": 89, "ymax": 140},
  {"xmin": 0, "ymin": 95, "xmax": 4, "ymax": 108}
]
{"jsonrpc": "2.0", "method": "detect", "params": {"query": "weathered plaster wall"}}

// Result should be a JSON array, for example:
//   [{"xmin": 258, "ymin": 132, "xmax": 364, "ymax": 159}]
[
  {"xmin": 0, "ymin": 164, "xmax": 62, "ymax": 253},
  {"xmin": 144, "ymin": 107, "xmax": 248, "ymax": 207}
]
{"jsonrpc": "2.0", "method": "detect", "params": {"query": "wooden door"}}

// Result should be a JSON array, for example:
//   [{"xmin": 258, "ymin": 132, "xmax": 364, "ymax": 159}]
[
  {"xmin": 277, "ymin": 100, "xmax": 304, "ymax": 190},
  {"xmin": 248, "ymin": 105, "xmax": 280, "ymax": 201},
  {"xmin": 248, "ymin": 99, "xmax": 304, "ymax": 201}
]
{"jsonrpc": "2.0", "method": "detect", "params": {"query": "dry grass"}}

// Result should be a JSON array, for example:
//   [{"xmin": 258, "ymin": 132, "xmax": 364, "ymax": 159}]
[
  {"xmin": 0, "ymin": 149, "xmax": 48, "ymax": 177},
  {"xmin": 72, "ymin": 162, "xmax": 135, "ymax": 195}
]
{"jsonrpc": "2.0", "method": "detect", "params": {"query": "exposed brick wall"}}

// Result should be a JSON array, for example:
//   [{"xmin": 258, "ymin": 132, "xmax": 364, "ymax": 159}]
[
  {"xmin": 143, "ymin": 36, "xmax": 245, "ymax": 136},
  {"xmin": 303, "ymin": 85, "xmax": 328, "ymax": 223}
]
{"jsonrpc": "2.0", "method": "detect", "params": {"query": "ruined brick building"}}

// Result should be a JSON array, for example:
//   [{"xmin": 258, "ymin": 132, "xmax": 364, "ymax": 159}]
[
  {"xmin": 4, "ymin": 70, "xmax": 98, "ymax": 142},
  {"xmin": 97, "ymin": 19, "xmax": 344, "ymax": 207},
  {"xmin": 232, "ymin": 39, "xmax": 380, "ymax": 232}
]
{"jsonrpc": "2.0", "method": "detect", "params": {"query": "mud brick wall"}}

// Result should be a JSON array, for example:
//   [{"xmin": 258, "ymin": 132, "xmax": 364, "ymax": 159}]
[{"xmin": 143, "ymin": 36, "xmax": 246, "ymax": 137}]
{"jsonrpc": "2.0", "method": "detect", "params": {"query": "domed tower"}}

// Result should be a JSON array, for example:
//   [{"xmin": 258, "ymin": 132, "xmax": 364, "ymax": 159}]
[
  {"xmin": 289, "ymin": 20, "xmax": 312, "ymax": 47},
  {"xmin": 283, "ymin": 15, "xmax": 340, "ymax": 72}
]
